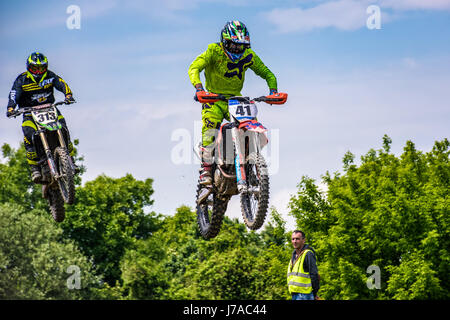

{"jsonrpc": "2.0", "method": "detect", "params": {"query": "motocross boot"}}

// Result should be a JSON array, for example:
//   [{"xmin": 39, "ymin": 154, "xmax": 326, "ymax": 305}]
[
  {"xmin": 30, "ymin": 164, "xmax": 42, "ymax": 184},
  {"xmin": 199, "ymin": 164, "xmax": 212, "ymax": 185},
  {"xmin": 199, "ymin": 145, "xmax": 214, "ymax": 186}
]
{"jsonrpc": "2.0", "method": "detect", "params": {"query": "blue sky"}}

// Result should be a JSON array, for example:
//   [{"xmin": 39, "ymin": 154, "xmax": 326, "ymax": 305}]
[{"xmin": 1, "ymin": 0, "xmax": 449, "ymax": 230}]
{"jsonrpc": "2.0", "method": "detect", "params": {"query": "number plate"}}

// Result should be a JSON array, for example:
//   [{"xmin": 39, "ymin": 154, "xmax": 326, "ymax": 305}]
[
  {"xmin": 31, "ymin": 106, "xmax": 58, "ymax": 125},
  {"xmin": 229, "ymin": 100, "xmax": 258, "ymax": 121}
]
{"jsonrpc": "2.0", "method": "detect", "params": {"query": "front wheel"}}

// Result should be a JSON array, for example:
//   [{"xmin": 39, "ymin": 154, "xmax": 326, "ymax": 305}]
[
  {"xmin": 47, "ymin": 185, "xmax": 65, "ymax": 222},
  {"xmin": 54, "ymin": 147, "xmax": 75, "ymax": 205},
  {"xmin": 240, "ymin": 153, "xmax": 269, "ymax": 230}
]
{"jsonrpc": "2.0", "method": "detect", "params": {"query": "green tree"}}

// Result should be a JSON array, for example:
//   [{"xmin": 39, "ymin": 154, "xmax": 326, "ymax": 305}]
[
  {"xmin": 61, "ymin": 174, "xmax": 161, "ymax": 285},
  {"xmin": 151, "ymin": 206, "xmax": 292, "ymax": 300},
  {"xmin": 120, "ymin": 233, "xmax": 169, "ymax": 299},
  {"xmin": 289, "ymin": 137, "xmax": 449, "ymax": 299},
  {"xmin": 254, "ymin": 208, "xmax": 292, "ymax": 300},
  {"xmin": 0, "ymin": 143, "xmax": 45, "ymax": 210},
  {"xmin": 0, "ymin": 203, "xmax": 101, "ymax": 299},
  {"xmin": 260, "ymin": 207, "xmax": 290, "ymax": 247},
  {"xmin": 188, "ymin": 247, "xmax": 257, "ymax": 299},
  {"xmin": 0, "ymin": 141, "xmax": 163, "ymax": 298},
  {"xmin": 0, "ymin": 141, "xmax": 84, "ymax": 210}
]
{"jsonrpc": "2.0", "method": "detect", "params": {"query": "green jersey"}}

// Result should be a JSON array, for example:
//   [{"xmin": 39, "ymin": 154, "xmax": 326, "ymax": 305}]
[{"xmin": 188, "ymin": 42, "xmax": 277, "ymax": 96}]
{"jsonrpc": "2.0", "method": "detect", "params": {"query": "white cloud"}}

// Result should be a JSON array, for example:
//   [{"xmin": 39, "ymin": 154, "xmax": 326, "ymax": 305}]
[
  {"xmin": 133, "ymin": 101, "xmax": 197, "ymax": 121},
  {"xmin": 264, "ymin": 0, "xmax": 371, "ymax": 33},
  {"xmin": 0, "ymin": 0, "xmax": 119, "ymax": 37},
  {"xmin": 218, "ymin": 187, "xmax": 298, "ymax": 232},
  {"xmin": 402, "ymin": 57, "xmax": 418, "ymax": 69},
  {"xmin": 81, "ymin": 0, "xmax": 119, "ymax": 18},
  {"xmin": 225, "ymin": 197, "xmax": 243, "ymax": 223},
  {"xmin": 264, "ymin": 0, "xmax": 450, "ymax": 33},
  {"xmin": 270, "ymin": 187, "xmax": 298, "ymax": 231},
  {"xmin": 317, "ymin": 181, "xmax": 329, "ymax": 194},
  {"xmin": 380, "ymin": 0, "xmax": 450, "ymax": 11}
]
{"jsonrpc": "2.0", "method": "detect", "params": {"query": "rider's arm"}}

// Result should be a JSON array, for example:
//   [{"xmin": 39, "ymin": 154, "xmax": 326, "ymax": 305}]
[
  {"xmin": 249, "ymin": 51, "xmax": 278, "ymax": 92},
  {"xmin": 6, "ymin": 75, "xmax": 23, "ymax": 113},
  {"xmin": 52, "ymin": 71, "xmax": 73, "ymax": 97},
  {"xmin": 188, "ymin": 44, "xmax": 214, "ymax": 88},
  {"xmin": 303, "ymin": 251, "xmax": 320, "ymax": 298}
]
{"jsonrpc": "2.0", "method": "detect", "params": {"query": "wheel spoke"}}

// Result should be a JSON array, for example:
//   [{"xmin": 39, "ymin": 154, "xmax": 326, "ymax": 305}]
[{"xmin": 240, "ymin": 153, "xmax": 269, "ymax": 230}]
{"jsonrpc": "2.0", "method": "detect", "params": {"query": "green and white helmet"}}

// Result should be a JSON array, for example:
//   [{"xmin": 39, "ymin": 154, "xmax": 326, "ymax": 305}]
[{"xmin": 220, "ymin": 21, "xmax": 250, "ymax": 60}]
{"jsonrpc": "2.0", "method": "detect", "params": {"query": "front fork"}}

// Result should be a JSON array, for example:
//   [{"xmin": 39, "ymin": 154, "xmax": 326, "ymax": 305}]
[
  {"xmin": 39, "ymin": 130, "xmax": 58, "ymax": 178},
  {"xmin": 232, "ymin": 128, "xmax": 261, "ymax": 193},
  {"xmin": 39, "ymin": 129, "xmax": 75, "ymax": 178}
]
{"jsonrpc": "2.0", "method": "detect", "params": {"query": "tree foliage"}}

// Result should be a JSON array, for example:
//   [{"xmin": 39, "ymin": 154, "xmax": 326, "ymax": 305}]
[
  {"xmin": 1, "ymin": 137, "xmax": 448, "ymax": 300},
  {"xmin": 0, "ymin": 143, "xmax": 46, "ymax": 210},
  {"xmin": 61, "ymin": 174, "xmax": 161, "ymax": 285},
  {"xmin": 289, "ymin": 137, "xmax": 449, "ymax": 299},
  {"xmin": 119, "ymin": 206, "xmax": 291, "ymax": 300},
  {"xmin": 0, "ymin": 203, "xmax": 101, "ymax": 299}
]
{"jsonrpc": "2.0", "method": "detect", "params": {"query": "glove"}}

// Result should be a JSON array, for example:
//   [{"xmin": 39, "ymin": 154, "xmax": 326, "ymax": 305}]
[
  {"xmin": 64, "ymin": 94, "xmax": 76, "ymax": 104},
  {"xmin": 269, "ymin": 88, "xmax": 278, "ymax": 95},
  {"xmin": 6, "ymin": 107, "xmax": 15, "ymax": 117},
  {"xmin": 194, "ymin": 84, "xmax": 205, "ymax": 102}
]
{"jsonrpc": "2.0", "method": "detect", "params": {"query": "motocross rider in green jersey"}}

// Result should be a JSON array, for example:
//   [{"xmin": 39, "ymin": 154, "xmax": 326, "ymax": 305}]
[{"xmin": 188, "ymin": 20, "xmax": 278, "ymax": 185}]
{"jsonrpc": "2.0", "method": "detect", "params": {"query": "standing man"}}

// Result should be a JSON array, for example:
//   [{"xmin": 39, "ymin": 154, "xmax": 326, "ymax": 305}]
[{"xmin": 287, "ymin": 230, "xmax": 320, "ymax": 300}]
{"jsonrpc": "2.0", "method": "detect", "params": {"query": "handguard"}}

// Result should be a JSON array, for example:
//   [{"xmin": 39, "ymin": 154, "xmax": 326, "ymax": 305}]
[
  {"xmin": 261, "ymin": 92, "xmax": 288, "ymax": 105},
  {"xmin": 196, "ymin": 91, "xmax": 222, "ymax": 104}
]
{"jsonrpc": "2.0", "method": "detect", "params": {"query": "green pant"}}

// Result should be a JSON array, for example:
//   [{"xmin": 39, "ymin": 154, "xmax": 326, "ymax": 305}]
[
  {"xmin": 22, "ymin": 112, "xmax": 74, "ymax": 165},
  {"xmin": 201, "ymin": 100, "xmax": 230, "ymax": 147}
]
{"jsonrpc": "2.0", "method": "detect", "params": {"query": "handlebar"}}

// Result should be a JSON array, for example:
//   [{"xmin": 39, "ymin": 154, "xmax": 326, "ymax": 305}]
[
  {"xmin": 196, "ymin": 92, "xmax": 288, "ymax": 105},
  {"xmin": 8, "ymin": 100, "xmax": 75, "ymax": 118}
]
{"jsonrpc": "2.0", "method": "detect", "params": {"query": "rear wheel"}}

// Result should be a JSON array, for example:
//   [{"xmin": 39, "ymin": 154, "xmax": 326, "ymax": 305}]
[
  {"xmin": 240, "ymin": 153, "xmax": 269, "ymax": 230},
  {"xmin": 196, "ymin": 184, "xmax": 229, "ymax": 239},
  {"xmin": 54, "ymin": 147, "xmax": 75, "ymax": 205}
]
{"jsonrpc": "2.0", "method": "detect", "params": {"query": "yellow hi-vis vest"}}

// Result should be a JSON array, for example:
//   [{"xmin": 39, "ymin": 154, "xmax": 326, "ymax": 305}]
[{"xmin": 287, "ymin": 249, "xmax": 312, "ymax": 294}]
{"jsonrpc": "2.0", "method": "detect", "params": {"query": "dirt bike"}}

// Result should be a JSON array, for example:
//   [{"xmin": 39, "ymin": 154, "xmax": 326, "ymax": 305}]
[
  {"xmin": 194, "ymin": 91, "xmax": 288, "ymax": 239},
  {"xmin": 9, "ymin": 101, "xmax": 77, "ymax": 222}
]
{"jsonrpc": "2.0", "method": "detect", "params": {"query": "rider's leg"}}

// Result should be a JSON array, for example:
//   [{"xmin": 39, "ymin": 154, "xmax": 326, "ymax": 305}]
[
  {"xmin": 22, "ymin": 118, "xmax": 41, "ymax": 183},
  {"xmin": 200, "ymin": 101, "xmax": 228, "ymax": 185}
]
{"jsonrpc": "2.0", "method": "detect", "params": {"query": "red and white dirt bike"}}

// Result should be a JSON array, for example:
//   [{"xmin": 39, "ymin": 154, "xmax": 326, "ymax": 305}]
[{"xmin": 195, "ymin": 91, "xmax": 288, "ymax": 239}]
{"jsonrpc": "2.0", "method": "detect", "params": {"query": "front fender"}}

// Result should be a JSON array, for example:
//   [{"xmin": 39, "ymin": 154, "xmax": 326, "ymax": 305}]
[
  {"xmin": 239, "ymin": 120, "xmax": 267, "ymax": 133},
  {"xmin": 239, "ymin": 120, "xmax": 268, "ymax": 149}
]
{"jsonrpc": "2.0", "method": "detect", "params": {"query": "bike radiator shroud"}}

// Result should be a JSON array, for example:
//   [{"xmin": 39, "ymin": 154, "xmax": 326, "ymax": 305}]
[{"xmin": 216, "ymin": 121, "xmax": 268, "ymax": 164}]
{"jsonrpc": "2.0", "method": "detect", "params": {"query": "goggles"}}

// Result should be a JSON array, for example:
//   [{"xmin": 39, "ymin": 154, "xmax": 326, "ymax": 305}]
[
  {"xmin": 228, "ymin": 42, "xmax": 245, "ymax": 54},
  {"xmin": 28, "ymin": 64, "xmax": 47, "ymax": 75}
]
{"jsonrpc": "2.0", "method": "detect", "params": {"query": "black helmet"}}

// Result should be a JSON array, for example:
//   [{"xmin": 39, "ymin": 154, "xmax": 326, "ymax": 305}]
[{"xmin": 26, "ymin": 52, "xmax": 48, "ymax": 80}]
